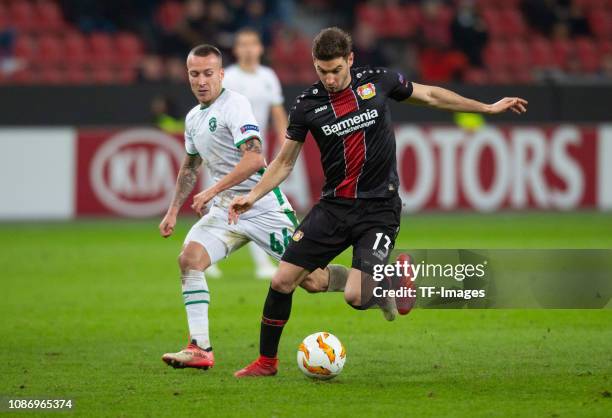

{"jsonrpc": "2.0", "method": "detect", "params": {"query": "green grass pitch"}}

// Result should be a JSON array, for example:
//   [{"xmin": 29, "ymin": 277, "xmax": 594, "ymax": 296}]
[{"xmin": 1, "ymin": 213, "xmax": 611, "ymax": 417}]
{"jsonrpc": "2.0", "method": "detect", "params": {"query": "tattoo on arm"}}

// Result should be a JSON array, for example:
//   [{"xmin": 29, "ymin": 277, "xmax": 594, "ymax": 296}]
[
  {"xmin": 240, "ymin": 138, "xmax": 262, "ymax": 154},
  {"xmin": 171, "ymin": 154, "xmax": 202, "ymax": 209}
]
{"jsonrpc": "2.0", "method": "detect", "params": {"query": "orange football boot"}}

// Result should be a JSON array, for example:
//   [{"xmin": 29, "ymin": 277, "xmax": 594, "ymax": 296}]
[
  {"xmin": 162, "ymin": 340, "xmax": 214, "ymax": 370},
  {"xmin": 234, "ymin": 356, "xmax": 278, "ymax": 377}
]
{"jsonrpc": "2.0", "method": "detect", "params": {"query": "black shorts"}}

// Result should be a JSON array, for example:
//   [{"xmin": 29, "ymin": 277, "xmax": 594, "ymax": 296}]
[{"xmin": 281, "ymin": 195, "xmax": 402, "ymax": 275}]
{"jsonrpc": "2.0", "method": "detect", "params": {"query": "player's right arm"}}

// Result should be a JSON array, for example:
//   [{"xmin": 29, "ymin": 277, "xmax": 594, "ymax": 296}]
[
  {"xmin": 159, "ymin": 153, "xmax": 203, "ymax": 237},
  {"xmin": 228, "ymin": 138, "xmax": 303, "ymax": 224},
  {"xmin": 229, "ymin": 94, "xmax": 308, "ymax": 223}
]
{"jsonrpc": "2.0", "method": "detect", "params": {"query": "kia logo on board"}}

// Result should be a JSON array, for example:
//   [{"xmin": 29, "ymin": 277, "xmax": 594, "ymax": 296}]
[{"xmin": 90, "ymin": 129, "xmax": 185, "ymax": 217}]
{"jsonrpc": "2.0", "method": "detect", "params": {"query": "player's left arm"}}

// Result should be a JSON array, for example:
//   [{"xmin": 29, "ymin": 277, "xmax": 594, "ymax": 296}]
[
  {"xmin": 270, "ymin": 104, "xmax": 288, "ymax": 144},
  {"xmin": 191, "ymin": 137, "xmax": 265, "ymax": 216},
  {"xmin": 405, "ymin": 82, "xmax": 528, "ymax": 115}
]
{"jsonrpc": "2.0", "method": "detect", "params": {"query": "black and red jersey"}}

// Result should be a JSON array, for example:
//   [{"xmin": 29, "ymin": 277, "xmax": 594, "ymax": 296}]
[{"xmin": 286, "ymin": 66, "xmax": 413, "ymax": 199}]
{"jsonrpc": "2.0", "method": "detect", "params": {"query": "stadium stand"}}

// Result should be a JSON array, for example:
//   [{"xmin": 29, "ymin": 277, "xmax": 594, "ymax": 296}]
[{"xmin": 0, "ymin": 0, "xmax": 611, "ymax": 85}]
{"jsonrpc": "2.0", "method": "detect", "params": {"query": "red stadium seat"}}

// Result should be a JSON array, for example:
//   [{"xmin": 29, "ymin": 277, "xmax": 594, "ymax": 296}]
[
  {"xmin": 115, "ymin": 32, "xmax": 144, "ymax": 68},
  {"xmin": 437, "ymin": 4, "xmax": 454, "ymax": 26},
  {"xmin": 379, "ymin": 5, "xmax": 413, "ymax": 38},
  {"xmin": 39, "ymin": 66, "xmax": 65, "ymax": 84},
  {"xmin": 421, "ymin": 4, "xmax": 452, "ymax": 46},
  {"xmin": 513, "ymin": 69, "xmax": 534, "ymax": 84},
  {"xmin": 551, "ymin": 39, "xmax": 572, "ymax": 69},
  {"xmin": 289, "ymin": 36, "xmax": 312, "ymax": 74},
  {"xmin": 530, "ymin": 37, "xmax": 556, "ymax": 68},
  {"xmin": 65, "ymin": 66, "xmax": 88, "ymax": 85},
  {"xmin": 13, "ymin": 36, "xmax": 35, "ymax": 60},
  {"xmin": 89, "ymin": 33, "xmax": 115, "ymax": 65},
  {"xmin": 405, "ymin": 4, "xmax": 423, "ymax": 27},
  {"xmin": 297, "ymin": 67, "xmax": 315, "ymax": 84},
  {"xmin": 355, "ymin": 4, "xmax": 383, "ymax": 31},
  {"xmin": 574, "ymin": 38, "xmax": 600, "ymax": 72},
  {"xmin": 38, "ymin": 36, "xmax": 63, "ymax": 65},
  {"xmin": 499, "ymin": 10, "xmax": 527, "ymax": 39},
  {"xmin": 481, "ymin": 9, "xmax": 504, "ymax": 39},
  {"xmin": 272, "ymin": 66, "xmax": 293, "ymax": 84},
  {"xmin": 588, "ymin": 10, "xmax": 612, "ymax": 40},
  {"xmin": 11, "ymin": 68, "xmax": 34, "ymax": 84},
  {"xmin": 116, "ymin": 67, "xmax": 136, "ymax": 84},
  {"xmin": 463, "ymin": 67, "xmax": 489, "ymax": 84},
  {"xmin": 483, "ymin": 41, "xmax": 509, "ymax": 71},
  {"xmin": 487, "ymin": 69, "xmax": 513, "ymax": 84},
  {"xmin": 9, "ymin": 1, "xmax": 35, "ymax": 32},
  {"xmin": 599, "ymin": 40, "xmax": 612, "ymax": 55},
  {"xmin": 270, "ymin": 29, "xmax": 311, "ymax": 83},
  {"xmin": 0, "ymin": 5, "xmax": 7, "ymax": 29},
  {"xmin": 35, "ymin": 0, "xmax": 66, "ymax": 32},
  {"xmin": 155, "ymin": 1, "xmax": 185, "ymax": 32},
  {"xmin": 64, "ymin": 33, "xmax": 88, "ymax": 65},
  {"xmin": 506, "ymin": 39, "xmax": 530, "ymax": 71},
  {"xmin": 91, "ymin": 66, "xmax": 115, "ymax": 84},
  {"xmin": 574, "ymin": 0, "xmax": 606, "ymax": 10}
]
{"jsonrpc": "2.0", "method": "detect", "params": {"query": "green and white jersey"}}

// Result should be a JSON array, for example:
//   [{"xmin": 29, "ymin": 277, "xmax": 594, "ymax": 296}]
[
  {"xmin": 223, "ymin": 64, "xmax": 284, "ymax": 138},
  {"xmin": 184, "ymin": 88, "xmax": 292, "ymax": 219}
]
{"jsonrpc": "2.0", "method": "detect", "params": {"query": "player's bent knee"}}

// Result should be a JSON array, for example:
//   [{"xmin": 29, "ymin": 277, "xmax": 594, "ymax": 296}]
[
  {"xmin": 271, "ymin": 262, "xmax": 311, "ymax": 293},
  {"xmin": 344, "ymin": 290, "xmax": 361, "ymax": 307},
  {"xmin": 178, "ymin": 252, "xmax": 198, "ymax": 272},
  {"xmin": 270, "ymin": 276, "xmax": 295, "ymax": 294},
  {"xmin": 178, "ymin": 243, "xmax": 211, "ymax": 273}
]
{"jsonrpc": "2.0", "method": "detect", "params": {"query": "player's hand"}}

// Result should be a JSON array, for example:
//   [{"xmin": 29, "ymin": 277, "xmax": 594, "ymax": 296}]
[
  {"xmin": 487, "ymin": 97, "xmax": 528, "ymax": 115},
  {"xmin": 228, "ymin": 195, "xmax": 255, "ymax": 225},
  {"xmin": 159, "ymin": 212, "xmax": 177, "ymax": 238},
  {"xmin": 191, "ymin": 188, "xmax": 215, "ymax": 217}
]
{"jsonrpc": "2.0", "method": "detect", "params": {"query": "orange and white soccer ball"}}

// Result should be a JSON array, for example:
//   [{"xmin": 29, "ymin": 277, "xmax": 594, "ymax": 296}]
[{"xmin": 297, "ymin": 332, "xmax": 346, "ymax": 380}]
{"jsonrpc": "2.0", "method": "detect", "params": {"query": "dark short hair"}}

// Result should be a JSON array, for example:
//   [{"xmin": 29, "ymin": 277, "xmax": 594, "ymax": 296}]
[
  {"xmin": 312, "ymin": 27, "xmax": 352, "ymax": 61},
  {"xmin": 188, "ymin": 44, "xmax": 223, "ymax": 63},
  {"xmin": 234, "ymin": 27, "xmax": 261, "ymax": 44}
]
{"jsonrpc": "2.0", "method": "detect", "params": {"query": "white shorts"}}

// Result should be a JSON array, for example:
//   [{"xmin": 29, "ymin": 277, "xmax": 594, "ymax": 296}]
[{"xmin": 184, "ymin": 205, "xmax": 299, "ymax": 263}]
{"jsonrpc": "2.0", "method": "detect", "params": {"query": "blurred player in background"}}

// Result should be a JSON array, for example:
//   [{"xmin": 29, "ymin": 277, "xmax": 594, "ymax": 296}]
[
  {"xmin": 230, "ymin": 27, "xmax": 528, "ymax": 377},
  {"xmin": 158, "ymin": 44, "xmax": 349, "ymax": 370},
  {"xmin": 217, "ymin": 28, "xmax": 288, "ymax": 279}
]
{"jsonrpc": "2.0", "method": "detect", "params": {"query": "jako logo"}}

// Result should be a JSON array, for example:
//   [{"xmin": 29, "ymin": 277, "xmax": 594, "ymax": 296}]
[
  {"xmin": 315, "ymin": 105, "xmax": 328, "ymax": 114},
  {"xmin": 321, "ymin": 108, "xmax": 379, "ymax": 136},
  {"xmin": 90, "ymin": 129, "xmax": 185, "ymax": 217}
]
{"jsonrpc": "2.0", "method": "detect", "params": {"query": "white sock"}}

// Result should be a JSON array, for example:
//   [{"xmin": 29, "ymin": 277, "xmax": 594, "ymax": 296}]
[
  {"xmin": 182, "ymin": 270, "xmax": 211, "ymax": 349},
  {"xmin": 248, "ymin": 242, "xmax": 275, "ymax": 271}
]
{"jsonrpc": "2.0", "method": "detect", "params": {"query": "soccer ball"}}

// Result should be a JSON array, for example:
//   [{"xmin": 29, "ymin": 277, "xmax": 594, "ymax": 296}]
[{"xmin": 297, "ymin": 332, "xmax": 346, "ymax": 380}]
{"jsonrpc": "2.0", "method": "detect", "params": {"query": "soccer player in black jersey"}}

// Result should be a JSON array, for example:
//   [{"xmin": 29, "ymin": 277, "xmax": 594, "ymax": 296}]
[{"xmin": 229, "ymin": 27, "xmax": 527, "ymax": 377}]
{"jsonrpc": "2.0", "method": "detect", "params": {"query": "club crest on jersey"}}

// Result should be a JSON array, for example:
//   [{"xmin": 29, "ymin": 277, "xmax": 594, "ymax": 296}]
[
  {"xmin": 357, "ymin": 83, "xmax": 376, "ymax": 100},
  {"xmin": 292, "ymin": 230, "xmax": 304, "ymax": 242},
  {"xmin": 240, "ymin": 124, "xmax": 259, "ymax": 134},
  {"xmin": 209, "ymin": 117, "xmax": 217, "ymax": 132}
]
